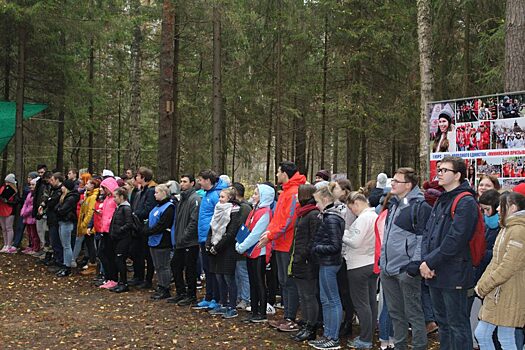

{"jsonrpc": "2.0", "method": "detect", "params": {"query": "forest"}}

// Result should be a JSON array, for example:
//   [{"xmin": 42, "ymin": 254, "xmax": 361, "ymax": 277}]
[{"xmin": 1, "ymin": 0, "xmax": 523, "ymax": 186}]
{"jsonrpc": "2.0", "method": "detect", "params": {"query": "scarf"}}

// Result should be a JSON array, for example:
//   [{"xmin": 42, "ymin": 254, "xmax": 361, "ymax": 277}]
[
  {"xmin": 210, "ymin": 202, "xmax": 234, "ymax": 246},
  {"xmin": 296, "ymin": 203, "xmax": 317, "ymax": 218}
]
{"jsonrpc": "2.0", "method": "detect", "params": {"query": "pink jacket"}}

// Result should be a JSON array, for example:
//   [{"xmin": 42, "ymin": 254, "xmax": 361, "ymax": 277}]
[
  {"xmin": 94, "ymin": 178, "xmax": 119, "ymax": 233},
  {"xmin": 21, "ymin": 192, "xmax": 36, "ymax": 225}
]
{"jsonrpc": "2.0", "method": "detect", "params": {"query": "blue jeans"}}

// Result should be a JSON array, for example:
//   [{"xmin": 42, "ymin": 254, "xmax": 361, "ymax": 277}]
[
  {"xmin": 216, "ymin": 274, "xmax": 237, "ymax": 308},
  {"xmin": 58, "ymin": 221, "xmax": 75, "ymax": 267},
  {"xmin": 275, "ymin": 251, "xmax": 299, "ymax": 319},
  {"xmin": 379, "ymin": 293, "xmax": 394, "ymax": 342},
  {"xmin": 475, "ymin": 321, "xmax": 517, "ymax": 350},
  {"xmin": 49, "ymin": 224, "xmax": 63, "ymax": 265},
  {"xmin": 236, "ymin": 259, "xmax": 250, "ymax": 302},
  {"xmin": 429, "ymin": 287, "xmax": 472, "ymax": 350},
  {"xmin": 13, "ymin": 215, "xmax": 24, "ymax": 247},
  {"xmin": 319, "ymin": 264, "xmax": 343, "ymax": 340},
  {"xmin": 73, "ymin": 235, "xmax": 85, "ymax": 260},
  {"xmin": 516, "ymin": 328, "xmax": 524, "ymax": 349},
  {"xmin": 200, "ymin": 242, "xmax": 219, "ymax": 301}
]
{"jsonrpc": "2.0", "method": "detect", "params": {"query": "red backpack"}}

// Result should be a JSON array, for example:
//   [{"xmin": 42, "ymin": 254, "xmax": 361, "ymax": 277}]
[{"xmin": 450, "ymin": 192, "xmax": 486, "ymax": 267}]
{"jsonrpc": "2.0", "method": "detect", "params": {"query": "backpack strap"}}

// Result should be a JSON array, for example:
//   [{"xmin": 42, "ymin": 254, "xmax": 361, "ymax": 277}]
[{"xmin": 450, "ymin": 192, "xmax": 473, "ymax": 218}]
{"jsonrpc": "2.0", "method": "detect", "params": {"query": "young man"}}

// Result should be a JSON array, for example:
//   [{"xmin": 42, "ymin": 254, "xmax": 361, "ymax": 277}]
[
  {"xmin": 42, "ymin": 173, "xmax": 64, "ymax": 272},
  {"xmin": 67, "ymin": 168, "xmax": 80, "ymax": 190},
  {"xmin": 258, "ymin": 161, "xmax": 306, "ymax": 331},
  {"xmin": 421, "ymin": 156, "xmax": 478, "ymax": 350},
  {"xmin": 169, "ymin": 174, "xmax": 201, "ymax": 306},
  {"xmin": 380, "ymin": 167, "xmax": 431, "ymax": 350}
]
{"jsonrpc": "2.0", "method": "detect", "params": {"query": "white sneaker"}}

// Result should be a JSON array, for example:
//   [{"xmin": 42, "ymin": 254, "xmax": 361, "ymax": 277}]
[
  {"xmin": 0, "ymin": 245, "xmax": 7, "ymax": 253},
  {"xmin": 266, "ymin": 303, "xmax": 276, "ymax": 315}
]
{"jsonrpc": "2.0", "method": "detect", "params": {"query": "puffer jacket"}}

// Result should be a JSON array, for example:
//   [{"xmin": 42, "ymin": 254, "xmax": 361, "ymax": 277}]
[
  {"xmin": 93, "ymin": 178, "xmax": 119, "ymax": 233},
  {"xmin": 380, "ymin": 186, "xmax": 432, "ymax": 276},
  {"xmin": 312, "ymin": 202, "xmax": 345, "ymax": 266},
  {"xmin": 175, "ymin": 188, "xmax": 201, "ymax": 248},
  {"xmin": 21, "ymin": 192, "xmax": 36, "ymax": 225},
  {"xmin": 476, "ymin": 211, "xmax": 525, "ymax": 327},
  {"xmin": 77, "ymin": 188, "xmax": 99, "ymax": 236},
  {"xmin": 422, "ymin": 180, "xmax": 478, "ymax": 289},
  {"xmin": 198, "ymin": 178, "xmax": 228, "ymax": 243},
  {"xmin": 291, "ymin": 200, "xmax": 321, "ymax": 279},
  {"xmin": 56, "ymin": 191, "xmax": 80, "ymax": 223},
  {"xmin": 109, "ymin": 202, "xmax": 134, "ymax": 240}
]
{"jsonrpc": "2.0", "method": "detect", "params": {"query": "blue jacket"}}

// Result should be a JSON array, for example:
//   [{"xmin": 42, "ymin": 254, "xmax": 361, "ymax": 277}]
[
  {"xmin": 422, "ymin": 180, "xmax": 478, "ymax": 289},
  {"xmin": 197, "ymin": 178, "xmax": 228, "ymax": 243}
]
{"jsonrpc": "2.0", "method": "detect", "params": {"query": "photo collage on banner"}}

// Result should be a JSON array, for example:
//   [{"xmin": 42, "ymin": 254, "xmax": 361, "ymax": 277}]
[{"xmin": 428, "ymin": 92, "xmax": 525, "ymax": 191}]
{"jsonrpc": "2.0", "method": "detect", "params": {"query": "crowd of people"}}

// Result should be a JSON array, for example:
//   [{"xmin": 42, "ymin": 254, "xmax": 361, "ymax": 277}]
[{"xmin": 0, "ymin": 158, "xmax": 524, "ymax": 350}]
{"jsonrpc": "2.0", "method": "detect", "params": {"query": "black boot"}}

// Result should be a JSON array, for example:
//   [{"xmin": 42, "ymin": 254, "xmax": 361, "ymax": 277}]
[
  {"xmin": 151, "ymin": 286, "xmax": 171, "ymax": 300},
  {"xmin": 56, "ymin": 267, "xmax": 71, "ymax": 277},
  {"xmin": 110, "ymin": 283, "xmax": 130, "ymax": 293},
  {"xmin": 293, "ymin": 324, "xmax": 317, "ymax": 342},
  {"xmin": 166, "ymin": 293, "xmax": 186, "ymax": 304}
]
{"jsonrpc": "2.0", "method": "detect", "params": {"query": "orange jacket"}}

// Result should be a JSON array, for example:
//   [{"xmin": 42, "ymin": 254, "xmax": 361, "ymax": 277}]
[{"xmin": 267, "ymin": 172, "xmax": 306, "ymax": 252}]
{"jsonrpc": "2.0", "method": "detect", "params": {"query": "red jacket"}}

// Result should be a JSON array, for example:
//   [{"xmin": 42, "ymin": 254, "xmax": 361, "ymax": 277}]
[{"xmin": 266, "ymin": 172, "xmax": 306, "ymax": 252}]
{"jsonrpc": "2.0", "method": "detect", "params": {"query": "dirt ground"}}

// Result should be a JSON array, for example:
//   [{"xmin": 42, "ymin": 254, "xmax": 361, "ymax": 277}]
[{"xmin": 0, "ymin": 253, "xmax": 440, "ymax": 349}]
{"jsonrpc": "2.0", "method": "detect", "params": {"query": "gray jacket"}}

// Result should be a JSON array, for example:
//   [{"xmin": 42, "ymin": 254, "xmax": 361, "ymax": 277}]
[
  {"xmin": 175, "ymin": 188, "xmax": 201, "ymax": 248},
  {"xmin": 380, "ymin": 186, "xmax": 431, "ymax": 276}
]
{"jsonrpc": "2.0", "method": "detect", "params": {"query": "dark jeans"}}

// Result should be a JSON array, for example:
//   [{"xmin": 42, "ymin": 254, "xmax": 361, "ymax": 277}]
[
  {"xmin": 337, "ymin": 259, "xmax": 355, "ymax": 322},
  {"xmin": 294, "ymin": 277, "xmax": 319, "ymax": 325},
  {"xmin": 216, "ymin": 273, "xmax": 237, "ymax": 308},
  {"xmin": 98, "ymin": 234, "xmax": 117, "ymax": 281},
  {"xmin": 200, "ymin": 242, "xmax": 219, "ymax": 301},
  {"xmin": 130, "ymin": 237, "xmax": 154, "ymax": 283},
  {"xmin": 84, "ymin": 234, "xmax": 97, "ymax": 264},
  {"xmin": 171, "ymin": 245, "xmax": 199, "ymax": 298},
  {"xmin": 114, "ymin": 237, "xmax": 132, "ymax": 284},
  {"xmin": 381, "ymin": 271, "xmax": 427, "ymax": 350},
  {"xmin": 421, "ymin": 280, "xmax": 435, "ymax": 323},
  {"xmin": 429, "ymin": 286, "xmax": 473, "ymax": 350},
  {"xmin": 247, "ymin": 255, "xmax": 267, "ymax": 316},
  {"xmin": 275, "ymin": 251, "xmax": 299, "ymax": 320},
  {"xmin": 13, "ymin": 215, "xmax": 24, "ymax": 247},
  {"xmin": 49, "ymin": 224, "xmax": 63, "ymax": 266},
  {"xmin": 266, "ymin": 253, "xmax": 278, "ymax": 306},
  {"xmin": 347, "ymin": 264, "xmax": 378, "ymax": 344}
]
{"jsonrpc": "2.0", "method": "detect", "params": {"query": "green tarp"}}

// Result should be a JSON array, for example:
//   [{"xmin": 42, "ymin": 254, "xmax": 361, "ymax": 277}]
[{"xmin": 0, "ymin": 101, "xmax": 48, "ymax": 153}]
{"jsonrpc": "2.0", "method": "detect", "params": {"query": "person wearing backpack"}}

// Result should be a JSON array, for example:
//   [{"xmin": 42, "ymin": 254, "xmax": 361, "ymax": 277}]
[
  {"xmin": 421, "ymin": 156, "xmax": 480, "ymax": 350},
  {"xmin": 380, "ymin": 168, "xmax": 432, "ymax": 350}
]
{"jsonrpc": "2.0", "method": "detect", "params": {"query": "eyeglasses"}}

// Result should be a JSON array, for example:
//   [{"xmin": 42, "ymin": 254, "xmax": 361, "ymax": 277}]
[
  {"xmin": 391, "ymin": 179, "xmax": 409, "ymax": 184},
  {"xmin": 437, "ymin": 168, "xmax": 457, "ymax": 174}
]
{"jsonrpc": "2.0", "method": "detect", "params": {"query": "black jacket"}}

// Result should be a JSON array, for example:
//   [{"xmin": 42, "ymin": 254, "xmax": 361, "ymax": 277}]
[
  {"xmin": 206, "ymin": 209, "xmax": 242, "ymax": 275},
  {"xmin": 312, "ymin": 203, "xmax": 345, "ymax": 266},
  {"xmin": 45, "ymin": 185, "xmax": 63, "ymax": 226},
  {"xmin": 132, "ymin": 182, "xmax": 157, "ymax": 221},
  {"xmin": 368, "ymin": 187, "xmax": 384, "ymax": 208},
  {"xmin": 32, "ymin": 178, "xmax": 48, "ymax": 218},
  {"xmin": 56, "ymin": 191, "xmax": 80, "ymax": 223},
  {"xmin": 109, "ymin": 203, "xmax": 134, "ymax": 240},
  {"xmin": 175, "ymin": 188, "xmax": 201, "ymax": 248},
  {"xmin": 144, "ymin": 198, "xmax": 175, "ymax": 249},
  {"xmin": 292, "ymin": 203, "xmax": 321, "ymax": 279}
]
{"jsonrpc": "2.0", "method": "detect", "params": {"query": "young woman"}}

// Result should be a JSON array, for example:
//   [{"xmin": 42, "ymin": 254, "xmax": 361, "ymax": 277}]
[
  {"xmin": 290, "ymin": 184, "xmax": 321, "ymax": 341},
  {"xmin": 109, "ymin": 187, "xmax": 134, "ymax": 293},
  {"xmin": 20, "ymin": 177, "xmax": 40, "ymax": 254},
  {"xmin": 236, "ymin": 183, "xmax": 275, "ymax": 323},
  {"xmin": 477, "ymin": 175, "xmax": 501, "ymax": 198},
  {"xmin": 344, "ymin": 191, "xmax": 379, "ymax": 350},
  {"xmin": 206, "ymin": 188, "xmax": 242, "ymax": 319},
  {"xmin": 475, "ymin": 192, "xmax": 525, "ymax": 350},
  {"xmin": 308, "ymin": 186, "xmax": 345, "ymax": 350},
  {"xmin": 55, "ymin": 180, "xmax": 80, "ymax": 277},
  {"xmin": 432, "ymin": 111, "xmax": 456, "ymax": 153},
  {"xmin": 146, "ymin": 184, "xmax": 175, "ymax": 300},
  {"xmin": 0, "ymin": 174, "xmax": 19, "ymax": 253},
  {"xmin": 74, "ymin": 178, "xmax": 100, "ymax": 275}
]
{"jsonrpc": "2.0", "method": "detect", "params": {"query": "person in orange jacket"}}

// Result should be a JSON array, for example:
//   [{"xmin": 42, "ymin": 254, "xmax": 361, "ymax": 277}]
[{"xmin": 258, "ymin": 161, "xmax": 306, "ymax": 331}]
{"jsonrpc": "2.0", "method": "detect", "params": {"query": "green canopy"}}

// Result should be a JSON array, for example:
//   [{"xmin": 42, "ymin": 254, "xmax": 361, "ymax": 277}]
[{"xmin": 0, "ymin": 101, "xmax": 48, "ymax": 153}]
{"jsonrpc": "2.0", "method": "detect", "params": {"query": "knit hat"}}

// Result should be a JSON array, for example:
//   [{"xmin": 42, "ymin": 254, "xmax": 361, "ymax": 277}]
[
  {"xmin": 30, "ymin": 177, "xmax": 40, "ymax": 185},
  {"xmin": 513, "ymin": 182, "xmax": 525, "ymax": 196},
  {"xmin": 62, "ymin": 179, "xmax": 76, "ymax": 191},
  {"xmin": 102, "ymin": 169, "xmax": 114, "ymax": 178},
  {"xmin": 219, "ymin": 174, "xmax": 231, "ymax": 186},
  {"xmin": 315, "ymin": 170, "xmax": 330, "ymax": 182},
  {"xmin": 438, "ymin": 108, "xmax": 454, "ymax": 125},
  {"xmin": 28, "ymin": 171, "xmax": 38, "ymax": 179},
  {"xmin": 4, "ymin": 173, "xmax": 16, "ymax": 184},
  {"xmin": 376, "ymin": 173, "xmax": 388, "ymax": 189}
]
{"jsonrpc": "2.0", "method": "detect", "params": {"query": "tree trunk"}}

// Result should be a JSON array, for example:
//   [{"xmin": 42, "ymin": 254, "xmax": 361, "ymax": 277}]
[
  {"xmin": 15, "ymin": 22, "xmax": 26, "ymax": 189},
  {"xmin": 333, "ymin": 125, "xmax": 338, "ymax": 174},
  {"xmin": 462, "ymin": 6, "xmax": 471, "ymax": 96},
  {"xmin": 295, "ymin": 109, "xmax": 306, "ymax": 175},
  {"xmin": 2, "ymin": 34, "xmax": 11, "ymax": 180},
  {"xmin": 128, "ymin": 0, "xmax": 142, "ymax": 172},
  {"xmin": 274, "ymin": 1, "xmax": 283, "ymax": 168},
  {"xmin": 88, "ymin": 37, "xmax": 95, "ymax": 173},
  {"xmin": 157, "ymin": 0, "xmax": 175, "ymax": 181},
  {"xmin": 265, "ymin": 101, "xmax": 273, "ymax": 181},
  {"xmin": 171, "ymin": 11, "xmax": 181, "ymax": 179},
  {"xmin": 417, "ymin": 0, "xmax": 433, "ymax": 180},
  {"xmin": 360, "ymin": 129, "xmax": 367, "ymax": 186},
  {"xmin": 320, "ymin": 13, "xmax": 328, "ymax": 170},
  {"xmin": 56, "ymin": 108, "xmax": 65, "ymax": 173},
  {"xmin": 212, "ymin": 5, "xmax": 224, "ymax": 174},
  {"xmin": 504, "ymin": 0, "xmax": 525, "ymax": 91}
]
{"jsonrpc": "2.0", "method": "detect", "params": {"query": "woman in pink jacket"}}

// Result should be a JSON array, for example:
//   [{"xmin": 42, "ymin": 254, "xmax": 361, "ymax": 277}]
[{"xmin": 21, "ymin": 178, "xmax": 40, "ymax": 254}]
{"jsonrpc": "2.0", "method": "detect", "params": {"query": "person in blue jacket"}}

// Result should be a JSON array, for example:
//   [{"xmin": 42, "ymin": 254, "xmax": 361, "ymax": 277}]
[{"xmin": 194, "ymin": 170, "xmax": 228, "ymax": 310}]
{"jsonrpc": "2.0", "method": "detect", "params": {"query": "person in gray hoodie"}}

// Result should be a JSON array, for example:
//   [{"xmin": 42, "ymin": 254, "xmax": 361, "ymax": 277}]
[{"xmin": 380, "ymin": 168, "xmax": 431, "ymax": 350}]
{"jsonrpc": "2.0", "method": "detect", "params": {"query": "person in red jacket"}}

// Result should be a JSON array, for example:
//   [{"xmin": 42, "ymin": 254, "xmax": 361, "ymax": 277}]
[{"xmin": 258, "ymin": 161, "xmax": 306, "ymax": 331}]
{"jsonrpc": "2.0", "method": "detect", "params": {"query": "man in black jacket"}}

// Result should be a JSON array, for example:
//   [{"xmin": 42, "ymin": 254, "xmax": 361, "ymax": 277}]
[
  {"xmin": 42, "ymin": 172, "xmax": 64, "ymax": 271},
  {"xmin": 168, "ymin": 174, "xmax": 201, "ymax": 306}
]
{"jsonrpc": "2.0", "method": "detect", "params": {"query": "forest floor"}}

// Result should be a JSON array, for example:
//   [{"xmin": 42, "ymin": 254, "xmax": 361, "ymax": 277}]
[{"xmin": 0, "ymin": 253, "xmax": 440, "ymax": 349}]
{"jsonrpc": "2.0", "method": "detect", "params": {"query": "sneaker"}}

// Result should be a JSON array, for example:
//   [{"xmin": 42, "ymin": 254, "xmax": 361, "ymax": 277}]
[
  {"xmin": 166, "ymin": 294, "xmax": 187, "ymax": 304},
  {"xmin": 31, "ymin": 250, "xmax": 45, "ymax": 258},
  {"xmin": 250, "ymin": 314, "xmax": 268, "ymax": 323},
  {"xmin": 177, "ymin": 296, "xmax": 197, "ymax": 306},
  {"xmin": 426, "ymin": 321, "xmax": 438, "ymax": 334},
  {"xmin": 266, "ymin": 303, "xmax": 276, "ymax": 315},
  {"xmin": 347, "ymin": 337, "xmax": 372, "ymax": 349},
  {"xmin": 22, "ymin": 247, "xmax": 33, "ymax": 254},
  {"xmin": 274, "ymin": 302, "xmax": 284, "ymax": 309},
  {"xmin": 222, "ymin": 307, "xmax": 238, "ymax": 319},
  {"xmin": 100, "ymin": 280, "xmax": 118, "ymax": 289},
  {"xmin": 245, "ymin": 306, "xmax": 252, "ymax": 312},
  {"xmin": 309, "ymin": 338, "xmax": 340, "ymax": 350},
  {"xmin": 81, "ymin": 264, "xmax": 97, "ymax": 276},
  {"xmin": 0, "ymin": 245, "xmax": 7, "ymax": 253},
  {"xmin": 6, "ymin": 246, "xmax": 17, "ymax": 254},
  {"xmin": 269, "ymin": 318, "xmax": 288, "ymax": 329},
  {"xmin": 207, "ymin": 300, "xmax": 219, "ymax": 309},
  {"xmin": 127, "ymin": 278, "xmax": 144, "ymax": 286},
  {"xmin": 196, "ymin": 280, "xmax": 203, "ymax": 290},
  {"xmin": 278, "ymin": 319, "xmax": 300, "ymax": 332},
  {"xmin": 308, "ymin": 336, "xmax": 329, "ymax": 347},
  {"xmin": 110, "ymin": 284, "xmax": 130, "ymax": 293},
  {"xmin": 192, "ymin": 299, "xmax": 212, "ymax": 310},
  {"xmin": 236, "ymin": 300, "xmax": 250, "ymax": 311},
  {"xmin": 209, "ymin": 306, "xmax": 227, "ymax": 316},
  {"xmin": 56, "ymin": 268, "xmax": 71, "ymax": 277}
]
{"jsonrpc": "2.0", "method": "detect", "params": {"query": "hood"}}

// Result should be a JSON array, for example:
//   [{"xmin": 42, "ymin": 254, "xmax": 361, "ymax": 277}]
[
  {"xmin": 87, "ymin": 188, "xmax": 100, "ymax": 198},
  {"xmin": 100, "ymin": 177, "xmax": 119, "ymax": 195},
  {"xmin": 324, "ymin": 202, "xmax": 346, "ymax": 220},
  {"xmin": 441, "ymin": 180, "xmax": 476, "ymax": 201},
  {"xmin": 209, "ymin": 178, "xmax": 228, "ymax": 193},
  {"xmin": 118, "ymin": 201, "xmax": 131, "ymax": 208},
  {"xmin": 257, "ymin": 184, "xmax": 275, "ymax": 208},
  {"xmin": 64, "ymin": 190, "xmax": 80, "ymax": 202},
  {"xmin": 404, "ymin": 185, "xmax": 424, "ymax": 201},
  {"xmin": 505, "ymin": 210, "xmax": 525, "ymax": 227},
  {"xmin": 283, "ymin": 172, "xmax": 307, "ymax": 190}
]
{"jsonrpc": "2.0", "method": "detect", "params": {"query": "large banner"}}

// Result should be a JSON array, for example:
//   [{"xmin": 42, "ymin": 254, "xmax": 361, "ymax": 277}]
[{"xmin": 428, "ymin": 91, "xmax": 525, "ymax": 191}]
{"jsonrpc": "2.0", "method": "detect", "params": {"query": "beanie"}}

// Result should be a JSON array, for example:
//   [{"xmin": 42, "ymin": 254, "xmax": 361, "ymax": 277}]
[
  {"xmin": 4, "ymin": 173, "xmax": 16, "ymax": 184},
  {"xmin": 63, "ymin": 179, "xmax": 76, "ymax": 191},
  {"xmin": 376, "ymin": 173, "xmax": 388, "ymax": 189},
  {"xmin": 315, "ymin": 170, "xmax": 330, "ymax": 182},
  {"xmin": 513, "ymin": 182, "xmax": 525, "ymax": 196},
  {"xmin": 438, "ymin": 108, "xmax": 454, "ymax": 125},
  {"xmin": 28, "ymin": 172, "xmax": 38, "ymax": 179}
]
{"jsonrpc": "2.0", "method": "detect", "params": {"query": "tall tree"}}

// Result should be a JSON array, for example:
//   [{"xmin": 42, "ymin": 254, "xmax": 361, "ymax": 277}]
[
  {"xmin": 128, "ymin": 0, "xmax": 142, "ymax": 171},
  {"xmin": 170, "ymin": 11, "xmax": 180, "ymax": 178},
  {"xmin": 211, "ymin": 4, "xmax": 224, "ymax": 173},
  {"xmin": 504, "ymin": 0, "xmax": 525, "ymax": 91},
  {"xmin": 15, "ymin": 21, "xmax": 27, "ymax": 188}
]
